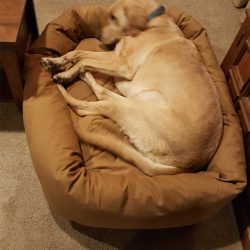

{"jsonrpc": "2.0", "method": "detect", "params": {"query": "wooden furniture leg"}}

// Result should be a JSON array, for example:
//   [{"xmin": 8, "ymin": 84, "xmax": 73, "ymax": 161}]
[{"xmin": 0, "ymin": 48, "xmax": 23, "ymax": 111}]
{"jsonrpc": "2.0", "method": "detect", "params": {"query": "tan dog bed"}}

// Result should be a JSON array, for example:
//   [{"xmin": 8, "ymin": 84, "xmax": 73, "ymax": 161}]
[{"xmin": 23, "ymin": 5, "xmax": 246, "ymax": 228}]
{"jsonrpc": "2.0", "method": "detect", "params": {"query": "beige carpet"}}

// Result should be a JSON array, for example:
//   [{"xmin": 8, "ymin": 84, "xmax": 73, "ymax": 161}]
[{"xmin": 0, "ymin": 0, "xmax": 245, "ymax": 249}]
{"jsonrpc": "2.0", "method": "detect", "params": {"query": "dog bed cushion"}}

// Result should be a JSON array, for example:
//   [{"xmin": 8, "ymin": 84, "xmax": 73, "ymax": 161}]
[{"xmin": 23, "ymin": 5, "xmax": 246, "ymax": 228}]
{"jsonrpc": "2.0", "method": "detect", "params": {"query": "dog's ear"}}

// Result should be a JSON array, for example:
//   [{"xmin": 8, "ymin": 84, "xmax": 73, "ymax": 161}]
[{"xmin": 124, "ymin": 5, "xmax": 148, "ymax": 32}]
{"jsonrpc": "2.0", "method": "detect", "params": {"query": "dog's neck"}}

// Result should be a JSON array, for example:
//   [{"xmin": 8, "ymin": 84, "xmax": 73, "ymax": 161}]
[
  {"xmin": 146, "ymin": 14, "xmax": 172, "ymax": 29},
  {"xmin": 145, "ymin": 14, "xmax": 184, "ymax": 38}
]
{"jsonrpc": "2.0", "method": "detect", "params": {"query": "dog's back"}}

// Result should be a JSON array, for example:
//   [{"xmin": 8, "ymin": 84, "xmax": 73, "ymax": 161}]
[{"xmin": 113, "ymin": 15, "xmax": 223, "ymax": 170}]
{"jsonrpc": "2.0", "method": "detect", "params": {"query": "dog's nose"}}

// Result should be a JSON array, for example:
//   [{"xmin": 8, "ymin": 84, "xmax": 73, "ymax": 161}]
[{"xmin": 103, "ymin": 42, "xmax": 117, "ymax": 51}]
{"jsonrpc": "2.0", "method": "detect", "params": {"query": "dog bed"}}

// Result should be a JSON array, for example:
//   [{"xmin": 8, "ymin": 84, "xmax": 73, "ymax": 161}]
[{"xmin": 23, "ymin": 5, "xmax": 246, "ymax": 228}]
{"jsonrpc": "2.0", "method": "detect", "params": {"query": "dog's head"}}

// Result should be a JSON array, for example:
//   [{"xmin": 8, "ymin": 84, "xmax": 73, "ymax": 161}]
[{"xmin": 101, "ymin": 0, "xmax": 159, "ymax": 45}]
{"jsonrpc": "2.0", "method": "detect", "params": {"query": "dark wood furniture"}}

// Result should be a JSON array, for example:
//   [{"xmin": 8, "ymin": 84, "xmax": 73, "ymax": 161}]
[
  {"xmin": 0, "ymin": 0, "xmax": 38, "ymax": 110},
  {"xmin": 221, "ymin": 9, "xmax": 250, "ymax": 250}
]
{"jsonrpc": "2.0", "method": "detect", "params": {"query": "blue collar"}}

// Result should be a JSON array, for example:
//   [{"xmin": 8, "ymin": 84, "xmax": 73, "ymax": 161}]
[{"xmin": 147, "ymin": 5, "xmax": 166, "ymax": 22}]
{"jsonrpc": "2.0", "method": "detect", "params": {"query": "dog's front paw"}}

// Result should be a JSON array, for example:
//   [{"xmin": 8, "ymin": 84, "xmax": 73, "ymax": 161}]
[
  {"xmin": 53, "ymin": 73, "xmax": 72, "ymax": 84},
  {"xmin": 41, "ymin": 57, "xmax": 52, "ymax": 72},
  {"xmin": 41, "ymin": 57, "xmax": 61, "ymax": 74},
  {"xmin": 53, "ymin": 74, "xmax": 64, "ymax": 84}
]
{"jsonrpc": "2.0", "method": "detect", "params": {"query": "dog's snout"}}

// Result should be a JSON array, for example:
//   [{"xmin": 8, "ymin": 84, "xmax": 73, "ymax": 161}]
[
  {"xmin": 102, "ymin": 42, "xmax": 117, "ymax": 51},
  {"xmin": 101, "ymin": 21, "xmax": 123, "ymax": 46}
]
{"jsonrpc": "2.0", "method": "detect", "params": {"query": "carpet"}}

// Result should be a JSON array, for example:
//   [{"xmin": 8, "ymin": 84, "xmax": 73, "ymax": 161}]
[{"xmin": 0, "ymin": 0, "xmax": 245, "ymax": 249}]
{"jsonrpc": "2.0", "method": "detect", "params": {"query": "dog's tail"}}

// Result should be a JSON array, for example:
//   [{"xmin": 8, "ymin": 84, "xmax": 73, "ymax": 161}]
[{"xmin": 77, "ymin": 128, "xmax": 185, "ymax": 176}]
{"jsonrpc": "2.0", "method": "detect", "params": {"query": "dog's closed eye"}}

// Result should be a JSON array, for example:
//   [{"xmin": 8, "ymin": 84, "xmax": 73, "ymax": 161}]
[{"xmin": 110, "ymin": 14, "xmax": 117, "ymax": 21}]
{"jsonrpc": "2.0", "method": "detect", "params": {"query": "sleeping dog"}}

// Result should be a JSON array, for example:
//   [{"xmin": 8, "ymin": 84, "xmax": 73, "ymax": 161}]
[{"xmin": 41, "ymin": 0, "xmax": 223, "ymax": 176}]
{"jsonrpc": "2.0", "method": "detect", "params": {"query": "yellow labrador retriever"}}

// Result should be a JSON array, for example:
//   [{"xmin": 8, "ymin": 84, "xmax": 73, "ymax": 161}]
[{"xmin": 41, "ymin": 0, "xmax": 223, "ymax": 176}]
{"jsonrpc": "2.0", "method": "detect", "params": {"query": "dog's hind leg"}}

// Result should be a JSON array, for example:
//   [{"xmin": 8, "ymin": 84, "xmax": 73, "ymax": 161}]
[
  {"xmin": 57, "ymin": 85, "xmax": 112, "ymax": 116},
  {"xmin": 57, "ymin": 83, "xmax": 123, "ymax": 117},
  {"xmin": 57, "ymin": 84, "xmax": 184, "ymax": 176},
  {"xmin": 81, "ymin": 72, "xmax": 125, "ymax": 101}
]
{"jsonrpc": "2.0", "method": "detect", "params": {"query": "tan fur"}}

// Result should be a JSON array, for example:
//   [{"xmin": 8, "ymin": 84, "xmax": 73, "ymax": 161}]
[{"xmin": 41, "ymin": 0, "xmax": 223, "ymax": 176}]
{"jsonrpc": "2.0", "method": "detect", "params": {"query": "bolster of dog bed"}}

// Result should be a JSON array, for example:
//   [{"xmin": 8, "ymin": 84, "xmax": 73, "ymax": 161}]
[{"xmin": 23, "ymin": 5, "xmax": 246, "ymax": 228}]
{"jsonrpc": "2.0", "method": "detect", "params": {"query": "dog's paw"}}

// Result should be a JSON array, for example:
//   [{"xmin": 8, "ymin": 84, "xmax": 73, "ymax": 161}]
[
  {"xmin": 53, "ymin": 74, "xmax": 64, "ymax": 84},
  {"xmin": 41, "ymin": 57, "xmax": 52, "ymax": 71},
  {"xmin": 41, "ymin": 57, "xmax": 60, "ymax": 74},
  {"xmin": 53, "ymin": 73, "xmax": 71, "ymax": 84}
]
